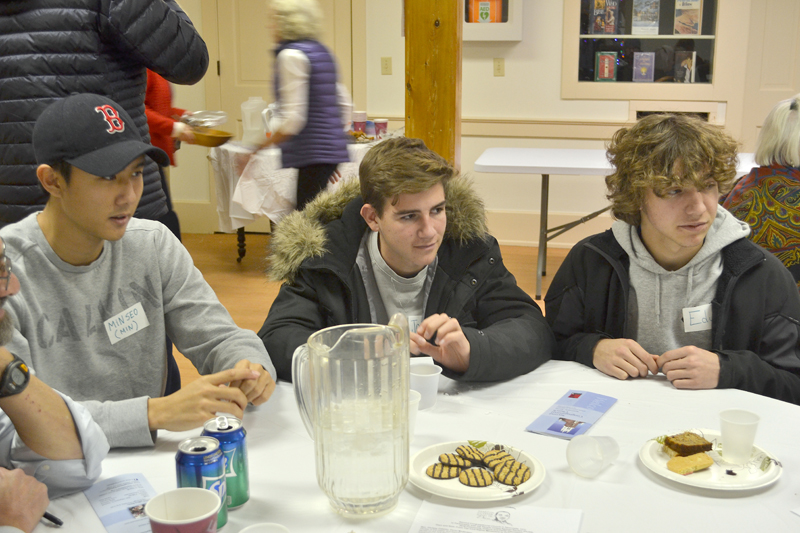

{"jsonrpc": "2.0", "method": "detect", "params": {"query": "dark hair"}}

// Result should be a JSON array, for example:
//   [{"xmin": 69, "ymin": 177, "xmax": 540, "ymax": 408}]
[
  {"xmin": 50, "ymin": 161, "xmax": 73, "ymax": 183},
  {"xmin": 605, "ymin": 114, "xmax": 738, "ymax": 225},
  {"xmin": 358, "ymin": 137, "xmax": 458, "ymax": 216}
]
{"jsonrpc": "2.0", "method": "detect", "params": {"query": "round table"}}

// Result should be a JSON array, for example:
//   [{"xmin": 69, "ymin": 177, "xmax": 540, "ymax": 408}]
[{"xmin": 37, "ymin": 360, "xmax": 800, "ymax": 532}]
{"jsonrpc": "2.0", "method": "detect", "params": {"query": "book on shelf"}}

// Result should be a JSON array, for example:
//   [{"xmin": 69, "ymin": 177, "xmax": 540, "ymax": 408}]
[
  {"xmin": 595, "ymin": 51, "xmax": 618, "ymax": 82},
  {"xmin": 674, "ymin": 50, "xmax": 696, "ymax": 82},
  {"xmin": 632, "ymin": 0, "xmax": 659, "ymax": 35},
  {"xmin": 632, "ymin": 52, "xmax": 655, "ymax": 82},
  {"xmin": 604, "ymin": 0, "xmax": 619, "ymax": 34},
  {"xmin": 674, "ymin": 0, "xmax": 702, "ymax": 35},
  {"xmin": 591, "ymin": 0, "xmax": 606, "ymax": 34}
]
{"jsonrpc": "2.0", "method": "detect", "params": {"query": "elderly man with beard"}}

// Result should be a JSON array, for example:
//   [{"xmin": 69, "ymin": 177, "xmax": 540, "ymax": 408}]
[{"xmin": 0, "ymin": 237, "xmax": 109, "ymax": 533}]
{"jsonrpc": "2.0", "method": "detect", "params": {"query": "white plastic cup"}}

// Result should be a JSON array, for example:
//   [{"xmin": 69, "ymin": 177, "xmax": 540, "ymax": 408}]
[
  {"xmin": 566, "ymin": 435, "xmax": 619, "ymax": 478},
  {"xmin": 720, "ymin": 409, "xmax": 760, "ymax": 464},
  {"xmin": 408, "ymin": 389, "xmax": 421, "ymax": 442},
  {"xmin": 410, "ymin": 364, "xmax": 442, "ymax": 410},
  {"xmin": 240, "ymin": 524, "xmax": 290, "ymax": 533},
  {"xmin": 145, "ymin": 488, "xmax": 220, "ymax": 533}
]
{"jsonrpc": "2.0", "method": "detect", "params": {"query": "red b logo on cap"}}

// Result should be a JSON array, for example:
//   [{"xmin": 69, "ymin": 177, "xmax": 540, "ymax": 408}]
[{"xmin": 94, "ymin": 105, "xmax": 125, "ymax": 134}]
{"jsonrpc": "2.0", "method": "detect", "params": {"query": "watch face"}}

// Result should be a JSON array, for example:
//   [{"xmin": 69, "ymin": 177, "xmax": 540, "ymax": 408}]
[
  {"xmin": 0, "ymin": 357, "xmax": 30, "ymax": 397},
  {"xmin": 10, "ymin": 367, "xmax": 25, "ymax": 386}
]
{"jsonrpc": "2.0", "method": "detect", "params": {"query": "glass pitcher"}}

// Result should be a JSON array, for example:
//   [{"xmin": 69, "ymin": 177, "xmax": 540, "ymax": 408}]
[{"xmin": 293, "ymin": 314, "xmax": 409, "ymax": 516}]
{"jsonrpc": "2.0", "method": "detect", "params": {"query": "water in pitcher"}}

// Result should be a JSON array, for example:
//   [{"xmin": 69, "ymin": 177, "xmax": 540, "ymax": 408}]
[{"xmin": 316, "ymin": 398, "xmax": 408, "ymax": 515}]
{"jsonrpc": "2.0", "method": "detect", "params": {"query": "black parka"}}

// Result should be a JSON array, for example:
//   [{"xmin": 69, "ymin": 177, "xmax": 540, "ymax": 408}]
[
  {"xmin": 0, "ymin": 0, "xmax": 209, "ymax": 227},
  {"xmin": 545, "ymin": 230, "xmax": 800, "ymax": 405},
  {"xmin": 258, "ymin": 179, "xmax": 555, "ymax": 383}
]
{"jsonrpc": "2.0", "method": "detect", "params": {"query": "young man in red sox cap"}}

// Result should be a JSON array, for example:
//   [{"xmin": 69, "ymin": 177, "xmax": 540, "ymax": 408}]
[{"xmin": 0, "ymin": 94, "xmax": 277, "ymax": 449}]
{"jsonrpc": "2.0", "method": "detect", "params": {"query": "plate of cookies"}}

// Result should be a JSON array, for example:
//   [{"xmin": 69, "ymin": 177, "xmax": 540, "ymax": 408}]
[
  {"xmin": 638, "ymin": 429, "xmax": 782, "ymax": 491},
  {"xmin": 408, "ymin": 440, "xmax": 545, "ymax": 501}
]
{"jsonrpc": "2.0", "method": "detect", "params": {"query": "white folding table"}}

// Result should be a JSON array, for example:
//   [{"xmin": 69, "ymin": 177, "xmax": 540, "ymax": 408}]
[{"xmin": 474, "ymin": 147, "xmax": 757, "ymax": 299}]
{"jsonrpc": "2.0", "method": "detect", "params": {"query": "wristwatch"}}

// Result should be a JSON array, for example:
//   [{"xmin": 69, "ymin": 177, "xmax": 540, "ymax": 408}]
[{"xmin": 0, "ymin": 354, "xmax": 30, "ymax": 398}]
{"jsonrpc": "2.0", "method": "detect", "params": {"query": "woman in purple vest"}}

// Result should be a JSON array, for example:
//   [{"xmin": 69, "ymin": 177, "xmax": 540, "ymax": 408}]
[{"xmin": 260, "ymin": 0, "xmax": 352, "ymax": 210}]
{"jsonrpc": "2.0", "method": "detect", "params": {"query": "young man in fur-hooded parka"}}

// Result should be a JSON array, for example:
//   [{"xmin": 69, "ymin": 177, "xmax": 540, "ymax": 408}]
[{"xmin": 259, "ymin": 137, "xmax": 555, "ymax": 382}]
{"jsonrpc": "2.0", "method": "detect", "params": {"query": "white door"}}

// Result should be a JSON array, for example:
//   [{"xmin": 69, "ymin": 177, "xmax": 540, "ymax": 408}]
[{"xmin": 741, "ymin": 0, "xmax": 800, "ymax": 150}]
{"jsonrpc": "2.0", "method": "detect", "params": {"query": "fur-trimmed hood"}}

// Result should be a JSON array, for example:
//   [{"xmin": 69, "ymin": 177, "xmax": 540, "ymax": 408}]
[{"xmin": 267, "ymin": 177, "xmax": 489, "ymax": 283}]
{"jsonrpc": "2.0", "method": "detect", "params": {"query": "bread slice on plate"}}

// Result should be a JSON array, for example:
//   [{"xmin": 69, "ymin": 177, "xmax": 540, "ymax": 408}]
[
  {"xmin": 667, "ymin": 452, "xmax": 714, "ymax": 475},
  {"xmin": 663, "ymin": 431, "xmax": 713, "ymax": 457}
]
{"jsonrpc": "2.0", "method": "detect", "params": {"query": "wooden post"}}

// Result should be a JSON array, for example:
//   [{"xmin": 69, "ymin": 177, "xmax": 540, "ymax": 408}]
[{"xmin": 404, "ymin": 0, "xmax": 462, "ymax": 166}]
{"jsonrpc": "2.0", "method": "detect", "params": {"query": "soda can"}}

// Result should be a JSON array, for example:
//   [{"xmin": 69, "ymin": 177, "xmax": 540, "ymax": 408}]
[
  {"xmin": 176, "ymin": 436, "xmax": 228, "ymax": 528},
  {"xmin": 202, "ymin": 415, "xmax": 249, "ymax": 508}
]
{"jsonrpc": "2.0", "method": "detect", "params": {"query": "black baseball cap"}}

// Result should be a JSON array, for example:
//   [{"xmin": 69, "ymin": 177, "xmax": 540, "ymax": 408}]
[{"xmin": 33, "ymin": 93, "xmax": 169, "ymax": 177}]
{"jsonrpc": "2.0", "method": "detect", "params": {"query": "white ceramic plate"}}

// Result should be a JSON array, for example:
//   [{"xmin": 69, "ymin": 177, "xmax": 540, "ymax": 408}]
[
  {"xmin": 408, "ymin": 440, "xmax": 545, "ymax": 501},
  {"xmin": 638, "ymin": 429, "xmax": 782, "ymax": 491}
]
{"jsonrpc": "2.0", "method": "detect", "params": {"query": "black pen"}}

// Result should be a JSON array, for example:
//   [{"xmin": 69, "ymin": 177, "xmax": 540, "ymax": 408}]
[{"xmin": 43, "ymin": 511, "xmax": 63, "ymax": 527}]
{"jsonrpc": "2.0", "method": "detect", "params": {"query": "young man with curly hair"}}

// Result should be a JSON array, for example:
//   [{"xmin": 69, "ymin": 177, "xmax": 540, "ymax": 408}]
[{"xmin": 545, "ymin": 114, "xmax": 800, "ymax": 404}]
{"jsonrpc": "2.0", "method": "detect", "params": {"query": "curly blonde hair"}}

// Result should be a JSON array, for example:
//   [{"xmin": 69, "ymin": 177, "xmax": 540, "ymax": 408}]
[
  {"xmin": 271, "ymin": 0, "xmax": 322, "ymax": 42},
  {"xmin": 605, "ymin": 114, "xmax": 739, "ymax": 226}
]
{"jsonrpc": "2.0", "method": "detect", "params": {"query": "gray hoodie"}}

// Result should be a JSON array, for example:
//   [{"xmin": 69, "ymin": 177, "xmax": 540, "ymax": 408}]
[{"xmin": 611, "ymin": 206, "xmax": 750, "ymax": 355}]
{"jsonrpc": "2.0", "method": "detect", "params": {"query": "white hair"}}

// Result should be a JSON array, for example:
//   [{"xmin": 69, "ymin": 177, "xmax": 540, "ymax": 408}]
[
  {"xmin": 270, "ymin": 0, "xmax": 322, "ymax": 42},
  {"xmin": 755, "ymin": 93, "xmax": 800, "ymax": 167}
]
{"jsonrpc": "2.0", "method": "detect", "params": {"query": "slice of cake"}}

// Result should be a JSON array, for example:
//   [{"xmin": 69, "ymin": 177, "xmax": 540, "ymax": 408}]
[
  {"xmin": 663, "ymin": 431, "xmax": 713, "ymax": 457},
  {"xmin": 667, "ymin": 452, "xmax": 714, "ymax": 475}
]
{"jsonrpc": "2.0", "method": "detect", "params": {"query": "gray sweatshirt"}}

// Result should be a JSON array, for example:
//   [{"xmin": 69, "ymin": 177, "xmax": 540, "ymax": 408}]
[
  {"xmin": 611, "ymin": 206, "xmax": 750, "ymax": 355},
  {"xmin": 1, "ymin": 214, "xmax": 276, "ymax": 448}
]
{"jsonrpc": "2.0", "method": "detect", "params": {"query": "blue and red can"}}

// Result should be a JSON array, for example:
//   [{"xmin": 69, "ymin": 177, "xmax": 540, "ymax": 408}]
[{"xmin": 176, "ymin": 436, "xmax": 228, "ymax": 527}]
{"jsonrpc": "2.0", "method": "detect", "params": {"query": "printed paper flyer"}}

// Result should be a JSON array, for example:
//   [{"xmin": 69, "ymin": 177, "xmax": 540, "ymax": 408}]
[{"xmin": 526, "ymin": 390, "xmax": 617, "ymax": 440}]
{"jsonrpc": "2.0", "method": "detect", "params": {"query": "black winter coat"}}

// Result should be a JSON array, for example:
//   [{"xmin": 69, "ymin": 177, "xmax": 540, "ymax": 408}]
[
  {"xmin": 0, "ymin": 0, "xmax": 209, "ymax": 227},
  {"xmin": 545, "ymin": 230, "xmax": 800, "ymax": 405},
  {"xmin": 258, "ymin": 180, "xmax": 555, "ymax": 383}
]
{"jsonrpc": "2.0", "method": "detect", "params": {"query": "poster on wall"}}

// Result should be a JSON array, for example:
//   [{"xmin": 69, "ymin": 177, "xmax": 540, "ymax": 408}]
[
  {"xmin": 632, "ymin": 52, "xmax": 655, "ymax": 82},
  {"xmin": 591, "ymin": 0, "xmax": 606, "ymax": 34},
  {"xmin": 674, "ymin": 0, "xmax": 702, "ymax": 34},
  {"xmin": 595, "ymin": 52, "xmax": 618, "ymax": 81},
  {"xmin": 632, "ymin": 0, "xmax": 659, "ymax": 35},
  {"xmin": 674, "ymin": 51, "xmax": 697, "ymax": 82}
]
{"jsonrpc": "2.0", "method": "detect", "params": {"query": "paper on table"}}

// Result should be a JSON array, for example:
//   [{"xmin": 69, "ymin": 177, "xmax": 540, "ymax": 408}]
[
  {"xmin": 525, "ymin": 390, "xmax": 617, "ymax": 440},
  {"xmin": 408, "ymin": 500, "xmax": 582, "ymax": 533},
  {"xmin": 83, "ymin": 473, "xmax": 157, "ymax": 533}
]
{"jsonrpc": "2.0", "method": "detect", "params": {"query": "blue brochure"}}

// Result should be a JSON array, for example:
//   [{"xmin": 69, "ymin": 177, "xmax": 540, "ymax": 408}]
[{"xmin": 525, "ymin": 390, "xmax": 617, "ymax": 440}]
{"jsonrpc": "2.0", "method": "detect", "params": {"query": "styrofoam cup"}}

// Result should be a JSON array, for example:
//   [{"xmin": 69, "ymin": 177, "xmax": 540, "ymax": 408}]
[
  {"xmin": 410, "ymin": 364, "xmax": 442, "ymax": 410},
  {"xmin": 566, "ymin": 435, "xmax": 619, "ymax": 478},
  {"xmin": 145, "ymin": 488, "xmax": 220, "ymax": 533},
  {"xmin": 408, "ymin": 389, "xmax": 421, "ymax": 442},
  {"xmin": 720, "ymin": 409, "xmax": 760, "ymax": 464}
]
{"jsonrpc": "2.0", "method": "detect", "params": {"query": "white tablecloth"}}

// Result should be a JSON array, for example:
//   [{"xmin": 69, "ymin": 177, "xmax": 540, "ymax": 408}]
[
  {"xmin": 36, "ymin": 360, "xmax": 800, "ymax": 532},
  {"xmin": 210, "ymin": 142, "xmax": 378, "ymax": 233}
]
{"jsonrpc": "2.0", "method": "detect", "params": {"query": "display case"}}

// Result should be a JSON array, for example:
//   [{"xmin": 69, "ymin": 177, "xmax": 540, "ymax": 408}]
[
  {"xmin": 579, "ymin": 0, "xmax": 716, "ymax": 83},
  {"xmin": 462, "ymin": 0, "xmax": 522, "ymax": 41},
  {"xmin": 562, "ymin": 0, "xmax": 732, "ymax": 101}
]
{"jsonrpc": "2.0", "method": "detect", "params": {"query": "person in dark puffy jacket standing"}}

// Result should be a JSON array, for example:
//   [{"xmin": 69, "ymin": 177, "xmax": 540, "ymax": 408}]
[
  {"xmin": 0, "ymin": 0, "xmax": 209, "ymax": 229},
  {"xmin": 258, "ymin": 0, "xmax": 352, "ymax": 210}
]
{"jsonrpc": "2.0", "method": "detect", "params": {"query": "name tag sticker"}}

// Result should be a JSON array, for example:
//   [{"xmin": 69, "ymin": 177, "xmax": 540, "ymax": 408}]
[
  {"xmin": 104, "ymin": 302, "xmax": 150, "ymax": 345},
  {"xmin": 682, "ymin": 303, "xmax": 712, "ymax": 333},
  {"xmin": 408, "ymin": 315, "xmax": 423, "ymax": 334}
]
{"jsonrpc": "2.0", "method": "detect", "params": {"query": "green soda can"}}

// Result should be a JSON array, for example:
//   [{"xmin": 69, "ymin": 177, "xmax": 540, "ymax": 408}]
[
  {"xmin": 175, "ymin": 436, "xmax": 228, "ymax": 528},
  {"xmin": 202, "ymin": 415, "xmax": 249, "ymax": 508}
]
